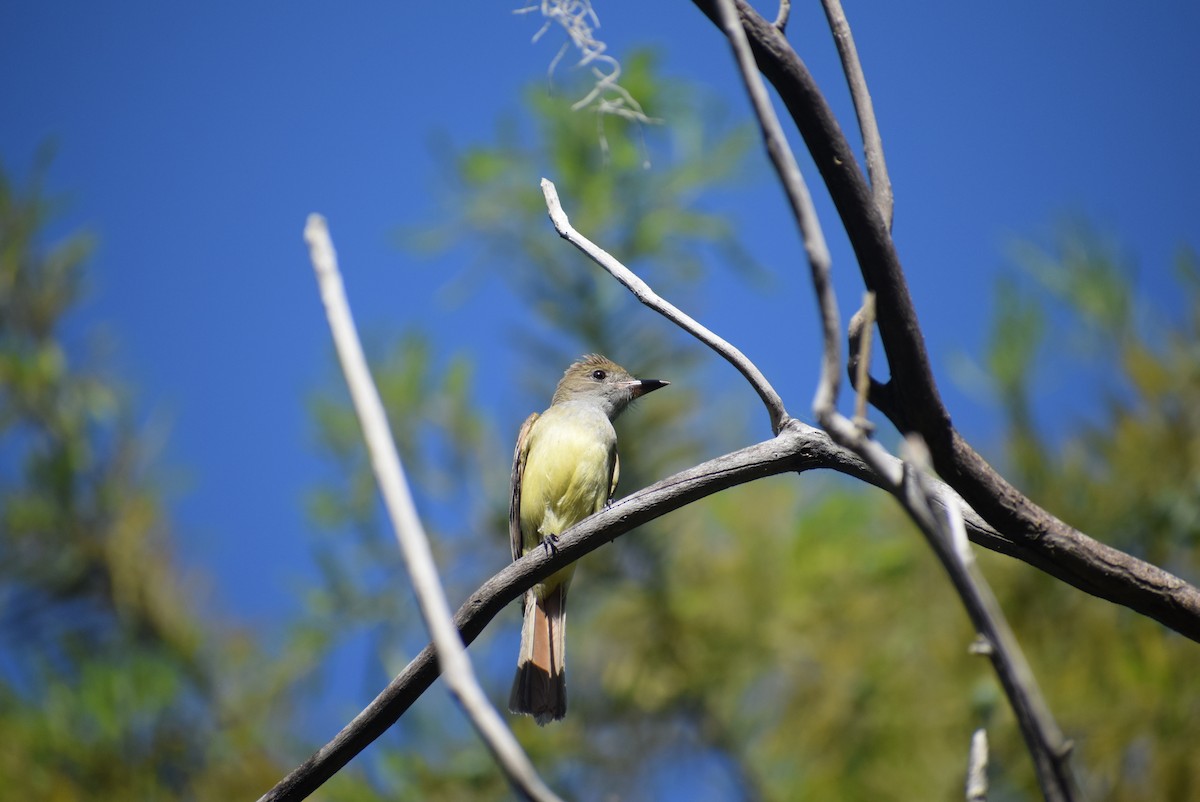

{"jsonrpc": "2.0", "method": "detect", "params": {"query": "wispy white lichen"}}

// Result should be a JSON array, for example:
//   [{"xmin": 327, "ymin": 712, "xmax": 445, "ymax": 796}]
[{"xmin": 515, "ymin": 1, "xmax": 658, "ymax": 125}]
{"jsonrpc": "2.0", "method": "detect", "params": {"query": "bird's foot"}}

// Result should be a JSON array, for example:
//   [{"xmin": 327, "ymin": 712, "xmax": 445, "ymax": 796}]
[{"xmin": 540, "ymin": 534, "xmax": 560, "ymax": 556}]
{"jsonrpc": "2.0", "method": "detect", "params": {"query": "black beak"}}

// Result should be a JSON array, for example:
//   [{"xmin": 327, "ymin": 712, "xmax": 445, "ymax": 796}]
[{"xmin": 628, "ymin": 379, "xmax": 669, "ymax": 399}]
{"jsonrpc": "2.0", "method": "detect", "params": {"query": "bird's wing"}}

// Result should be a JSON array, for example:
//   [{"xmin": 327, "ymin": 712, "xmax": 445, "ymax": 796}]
[
  {"xmin": 509, "ymin": 411, "xmax": 539, "ymax": 561},
  {"xmin": 609, "ymin": 451, "xmax": 620, "ymax": 504}
]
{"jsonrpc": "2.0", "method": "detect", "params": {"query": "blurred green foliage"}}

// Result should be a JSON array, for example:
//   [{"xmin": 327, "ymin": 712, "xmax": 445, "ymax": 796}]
[
  {"xmin": 0, "ymin": 155, "xmax": 291, "ymax": 798},
  {"xmin": 306, "ymin": 52, "xmax": 768, "ymax": 799},
  {"xmin": 6, "ymin": 50, "xmax": 1198, "ymax": 802},
  {"xmin": 976, "ymin": 231, "xmax": 1200, "ymax": 800},
  {"xmin": 307, "ymin": 58, "xmax": 1200, "ymax": 801}
]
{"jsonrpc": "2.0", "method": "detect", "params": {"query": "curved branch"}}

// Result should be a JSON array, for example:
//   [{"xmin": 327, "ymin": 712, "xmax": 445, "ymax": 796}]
[
  {"xmin": 258, "ymin": 423, "xmax": 1048, "ymax": 802},
  {"xmin": 689, "ymin": 0, "xmax": 1200, "ymax": 644},
  {"xmin": 303, "ymin": 215, "xmax": 560, "ymax": 802},
  {"xmin": 710, "ymin": 0, "xmax": 839, "ymax": 420},
  {"xmin": 541, "ymin": 178, "xmax": 792, "ymax": 435},
  {"xmin": 691, "ymin": 0, "xmax": 940, "ymax": 434},
  {"xmin": 773, "ymin": 0, "xmax": 790, "ymax": 32},
  {"xmin": 714, "ymin": 2, "xmax": 1076, "ymax": 794}
]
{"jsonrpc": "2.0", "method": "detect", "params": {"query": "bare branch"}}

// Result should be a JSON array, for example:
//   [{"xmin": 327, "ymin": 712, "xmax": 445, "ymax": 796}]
[
  {"xmin": 909, "ymin": 440, "xmax": 1077, "ymax": 799},
  {"xmin": 849, "ymin": 291, "xmax": 876, "ymax": 431},
  {"xmin": 258, "ymin": 421, "xmax": 1041, "ymax": 801},
  {"xmin": 540, "ymin": 177, "xmax": 790, "ymax": 434},
  {"xmin": 847, "ymin": 290, "xmax": 892, "ymax": 423},
  {"xmin": 711, "ymin": 4, "xmax": 1077, "ymax": 795},
  {"xmin": 688, "ymin": 0, "xmax": 1200, "ymax": 645},
  {"xmin": 810, "ymin": 401, "xmax": 1081, "ymax": 798},
  {"xmin": 690, "ymin": 0, "xmax": 945, "ymax": 434},
  {"xmin": 711, "ymin": 0, "xmax": 839, "ymax": 423},
  {"xmin": 773, "ymin": 0, "xmax": 791, "ymax": 32},
  {"xmin": 301, "ymin": 215, "xmax": 561, "ymax": 802},
  {"xmin": 820, "ymin": 0, "xmax": 894, "ymax": 228}
]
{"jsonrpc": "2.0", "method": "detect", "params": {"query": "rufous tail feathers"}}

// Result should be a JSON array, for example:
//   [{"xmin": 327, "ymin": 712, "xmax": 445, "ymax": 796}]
[{"xmin": 509, "ymin": 584, "xmax": 567, "ymax": 725}]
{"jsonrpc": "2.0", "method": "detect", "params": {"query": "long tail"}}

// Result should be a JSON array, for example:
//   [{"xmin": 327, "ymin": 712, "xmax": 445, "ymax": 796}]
[{"xmin": 509, "ymin": 584, "xmax": 568, "ymax": 725}]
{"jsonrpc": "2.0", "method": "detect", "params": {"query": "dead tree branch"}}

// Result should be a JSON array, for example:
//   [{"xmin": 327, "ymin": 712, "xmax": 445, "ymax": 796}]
[
  {"xmin": 819, "ymin": 0, "xmax": 893, "ymax": 228},
  {"xmin": 689, "ymin": 0, "xmax": 1200, "ymax": 644},
  {"xmin": 541, "ymin": 177, "xmax": 790, "ymax": 435},
  {"xmin": 711, "ymin": 0, "xmax": 1076, "ymax": 795},
  {"xmin": 297, "ymin": 216, "xmax": 560, "ymax": 802},
  {"xmin": 259, "ymin": 418, "xmax": 1042, "ymax": 802}
]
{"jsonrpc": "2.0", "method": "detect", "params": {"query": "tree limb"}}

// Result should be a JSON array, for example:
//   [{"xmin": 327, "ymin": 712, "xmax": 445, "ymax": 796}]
[
  {"xmin": 300, "ymin": 215, "xmax": 560, "ymax": 802},
  {"xmin": 541, "ymin": 177, "xmax": 791, "ymax": 435},
  {"xmin": 258, "ymin": 421, "xmax": 1039, "ymax": 802},
  {"xmin": 690, "ymin": 0, "xmax": 939, "ymax": 433},
  {"xmin": 711, "ymin": 1, "xmax": 1076, "ymax": 794},
  {"xmin": 689, "ymin": 0, "xmax": 1200, "ymax": 644}
]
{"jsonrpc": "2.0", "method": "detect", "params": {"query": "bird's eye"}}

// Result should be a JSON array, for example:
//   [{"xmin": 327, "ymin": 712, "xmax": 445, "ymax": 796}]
[{"xmin": 591, "ymin": 369, "xmax": 607, "ymax": 381}]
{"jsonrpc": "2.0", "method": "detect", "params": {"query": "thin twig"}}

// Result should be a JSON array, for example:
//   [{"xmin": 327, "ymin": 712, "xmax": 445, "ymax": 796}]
[
  {"xmin": 690, "ymin": 4, "xmax": 1200, "ymax": 646},
  {"xmin": 711, "ymin": 0, "xmax": 838, "ymax": 421},
  {"xmin": 907, "ymin": 444, "xmax": 1076, "ymax": 800},
  {"xmin": 819, "ymin": 0, "xmax": 893, "ymax": 228},
  {"xmin": 773, "ymin": 0, "xmax": 791, "ymax": 31},
  {"xmin": 965, "ymin": 729, "xmax": 989, "ymax": 802},
  {"xmin": 849, "ymin": 291, "xmax": 876, "ymax": 431},
  {"xmin": 301, "ymin": 215, "xmax": 561, "ymax": 802},
  {"xmin": 540, "ymin": 177, "xmax": 791, "ymax": 434}
]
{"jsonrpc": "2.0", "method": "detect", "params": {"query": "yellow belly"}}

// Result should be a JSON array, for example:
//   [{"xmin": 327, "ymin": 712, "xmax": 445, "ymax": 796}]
[{"xmin": 517, "ymin": 402, "xmax": 617, "ymax": 592}]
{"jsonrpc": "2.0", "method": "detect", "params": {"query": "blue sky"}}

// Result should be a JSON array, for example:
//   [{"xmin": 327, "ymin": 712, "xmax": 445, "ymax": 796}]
[{"xmin": 4, "ymin": 0, "xmax": 1199, "ymax": 760}]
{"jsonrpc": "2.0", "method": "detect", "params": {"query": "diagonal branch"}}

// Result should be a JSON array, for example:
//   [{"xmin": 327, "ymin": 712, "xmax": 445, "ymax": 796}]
[
  {"xmin": 257, "ymin": 421, "xmax": 1042, "ymax": 802},
  {"xmin": 820, "ymin": 0, "xmax": 893, "ymax": 228},
  {"xmin": 712, "ymin": 1, "xmax": 1077, "ymax": 794},
  {"xmin": 710, "ymin": 0, "xmax": 839, "ymax": 422},
  {"xmin": 541, "ymin": 178, "xmax": 791, "ymax": 435},
  {"xmin": 911, "ymin": 440, "xmax": 1077, "ymax": 798},
  {"xmin": 689, "ymin": 0, "xmax": 1200, "ymax": 645},
  {"xmin": 691, "ymin": 0, "xmax": 937, "ymax": 433},
  {"xmin": 300, "ymin": 215, "xmax": 561, "ymax": 802}
]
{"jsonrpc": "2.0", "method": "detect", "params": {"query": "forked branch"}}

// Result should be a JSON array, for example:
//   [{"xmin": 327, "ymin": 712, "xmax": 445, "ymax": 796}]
[
  {"xmin": 689, "ymin": 0, "xmax": 1200, "ymax": 645},
  {"xmin": 711, "ymin": 0, "xmax": 1076, "ymax": 796},
  {"xmin": 258, "ymin": 418, "xmax": 1041, "ymax": 802}
]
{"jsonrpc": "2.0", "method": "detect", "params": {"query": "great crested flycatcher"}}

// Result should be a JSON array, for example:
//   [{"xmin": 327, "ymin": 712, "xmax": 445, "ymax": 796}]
[{"xmin": 508, "ymin": 354, "xmax": 668, "ymax": 724}]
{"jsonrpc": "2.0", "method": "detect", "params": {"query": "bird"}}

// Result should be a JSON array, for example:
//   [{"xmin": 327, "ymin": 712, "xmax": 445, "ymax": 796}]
[{"xmin": 508, "ymin": 354, "xmax": 668, "ymax": 724}]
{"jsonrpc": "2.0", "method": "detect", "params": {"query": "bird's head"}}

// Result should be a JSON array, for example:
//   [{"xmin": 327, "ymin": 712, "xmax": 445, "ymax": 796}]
[{"xmin": 551, "ymin": 354, "xmax": 668, "ymax": 420}]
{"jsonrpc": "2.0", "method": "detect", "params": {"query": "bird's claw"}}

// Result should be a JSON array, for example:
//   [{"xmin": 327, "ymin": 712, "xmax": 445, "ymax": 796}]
[{"xmin": 540, "ymin": 534, "xmax": 560, "ymax": 556}]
